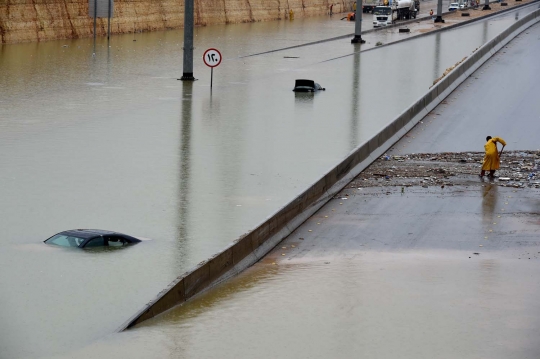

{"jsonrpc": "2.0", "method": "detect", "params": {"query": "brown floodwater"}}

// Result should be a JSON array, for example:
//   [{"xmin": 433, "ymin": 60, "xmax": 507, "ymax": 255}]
[
  {"xmin": 58, "ymin": 251, "xmax": 540, "ymax": 359},
  {"xmin": 0, "ymin": 4, "xmax": 537, "ymax": 357}
]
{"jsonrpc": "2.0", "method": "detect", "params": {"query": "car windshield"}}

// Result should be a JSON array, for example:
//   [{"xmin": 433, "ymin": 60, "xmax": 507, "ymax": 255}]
[
  {"xmin": 450, "ymin": 3, "xmax": 459, "ymax": 5},
  {"xmin": 374, "ymin": 7, "xmax": 391, "ymax": 15},
  {"xmin": 45, "ymin": 234, "xmax": 86, "ymax": 247}
]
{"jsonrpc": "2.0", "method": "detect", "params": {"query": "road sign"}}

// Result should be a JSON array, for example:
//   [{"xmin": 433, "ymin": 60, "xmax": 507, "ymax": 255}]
[
  {"xmin": 203, "ymin": 48, "xmax": 221, "ymax": 89},
  {"xmin": 203, "ymin": 48, "xmax": 222, "ymax": 68},
  {"xmin": 89, "ymin": 0, "xmax": 114, "ymax": 18}
]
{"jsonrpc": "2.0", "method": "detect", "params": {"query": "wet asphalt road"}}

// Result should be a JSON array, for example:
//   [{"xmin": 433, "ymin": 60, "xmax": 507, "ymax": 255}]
[{"xmin": 391, "ymin": 22, "xmax": 540, "ymax": 154}]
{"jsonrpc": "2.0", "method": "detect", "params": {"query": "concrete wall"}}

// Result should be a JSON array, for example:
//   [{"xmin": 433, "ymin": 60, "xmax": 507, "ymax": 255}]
[
  {"xmin": 0, "ymin": 0, "xmax": 353, "ymax": 43},
  {"xmin": 118, "ymin": 7, "xmax": 540, "ymax": 331}
]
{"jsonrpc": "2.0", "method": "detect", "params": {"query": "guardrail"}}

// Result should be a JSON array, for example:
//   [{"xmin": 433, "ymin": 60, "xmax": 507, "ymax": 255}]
[{"xmin": 118, "ymin": 6, "xmax": 540, "ymax": 331}]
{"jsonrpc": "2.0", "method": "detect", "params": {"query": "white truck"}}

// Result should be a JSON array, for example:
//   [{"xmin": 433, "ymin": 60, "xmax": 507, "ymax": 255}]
[
  {"xmin": 372, "ymin": 0, "xmax": 416, "ymax": 27},
  {"xmin": 363, "ymin": 0, "xmax": 381, "ymax": 13}
]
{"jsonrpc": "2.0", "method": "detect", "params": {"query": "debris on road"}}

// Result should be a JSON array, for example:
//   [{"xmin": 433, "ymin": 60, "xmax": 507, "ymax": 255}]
[
  {"xmin": 349, "ymin": 150, "xmax": 540, "ymax": 189},
  {"xmin": 431, "ymin": 57, "xmax": 467, "ymax": 87}
]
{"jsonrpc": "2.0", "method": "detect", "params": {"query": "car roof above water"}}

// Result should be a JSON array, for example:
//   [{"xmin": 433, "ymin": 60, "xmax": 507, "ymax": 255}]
[{"xmin": 60, "ymin": 229, "xmax": 116, "ymax": 239}]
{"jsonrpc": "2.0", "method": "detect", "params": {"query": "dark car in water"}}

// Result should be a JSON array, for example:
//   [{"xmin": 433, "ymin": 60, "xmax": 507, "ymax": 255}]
[
  {"xmin": 44, "ymin": 229, "xmax": 144, "ymax": 248},
  {"xmin": 292, "ymin": 79, "xmax": 326, "ymax": 92}
]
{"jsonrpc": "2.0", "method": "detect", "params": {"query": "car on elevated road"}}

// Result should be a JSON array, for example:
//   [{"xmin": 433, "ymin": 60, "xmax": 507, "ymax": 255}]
[
  {"xmin": 44, "ymin": 229, "xmax": 147, "ymax": 248},
  {"xmin": 292, "ymin": 79, "xmax": 325, "ymax": 92}
]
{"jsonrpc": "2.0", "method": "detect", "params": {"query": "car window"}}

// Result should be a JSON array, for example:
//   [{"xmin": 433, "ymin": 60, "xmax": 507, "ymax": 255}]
[
  {"xmin": 45, "ymin": 234, "xmax": 85, "ymax": 247},
  {"xmin": 106, "ymin": 236, "xmax": 126, "ymax": 247},
  {"xmin": 84, "ymin": 236, "xmax": 105, "ymax": 248}
]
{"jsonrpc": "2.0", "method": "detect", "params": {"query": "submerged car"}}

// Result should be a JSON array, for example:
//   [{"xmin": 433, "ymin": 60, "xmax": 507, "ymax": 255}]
[
  {"xmin": 44, "ymin": 229, "xmax": 143, "ymax": 248},
  {"xmin": 448, "ymin": 3, "xmax": 460, "ymax": 10},
  {"xmin": 292, "ymin": 79, "xmax": 326, "ymax": 92}
]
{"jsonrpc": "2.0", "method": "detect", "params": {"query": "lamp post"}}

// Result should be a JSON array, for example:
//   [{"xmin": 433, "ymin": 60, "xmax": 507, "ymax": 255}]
[
  {"xmin": 93, "ymin": 0, "xmax": 97, "ymax": 54},
  {"xmin": 434, "ymin": 0, "xmax": 445, "ymax": 22},
  {"xmin": 351, "ymin": 0, "xmax": 366, "ymax": 44},
  {"xmin": 181, "ymin": 0, "xmax": 196, "ymax": 80}
]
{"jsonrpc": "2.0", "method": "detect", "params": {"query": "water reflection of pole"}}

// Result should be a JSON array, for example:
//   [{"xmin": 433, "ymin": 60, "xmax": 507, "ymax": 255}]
[
  {"xmin": 434, "ymin": 32, "xmax": 441, "ymax": 80},
  {"xmin": 435, "ymin": 0, "xmax": 445, "ymax": 22},
  {"xmin": 478, "ymin": 259, "xmax": 499, "ymax": 297},
  {"xmin": 178, "ymin": 82, "xmax": 193, "ymax": 248},
  {"xmin": 350, "ymin": 49, "xmax": 361, "ymax": 149},
  {"xmin": 351, "ymin": 0, "xmax": 366, "ymax": 44},
  {"xmin": 482, "ymin": 19, "xmax": 488, "ymax": 43},
  {"xmin": 181, "ymin": 0, "xmax": 196, "ymax": 80},
  {"xmin": 481, "ymin": 183, "xmax": 498, "ymax": 235}
]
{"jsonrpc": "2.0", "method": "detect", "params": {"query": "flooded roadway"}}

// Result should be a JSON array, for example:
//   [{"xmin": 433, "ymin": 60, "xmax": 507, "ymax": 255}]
[
  {"xmin": 1, "ymin": 3, "xmax": 539, "ymax": 357},
  {"xmin": 60, "ymin": 21, "xmax": 540, "ymax": 359}
]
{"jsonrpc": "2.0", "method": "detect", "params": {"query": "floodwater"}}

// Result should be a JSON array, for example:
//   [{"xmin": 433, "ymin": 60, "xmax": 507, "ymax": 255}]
[
  {"xmin": 0, "ymin": 3, "xmax": 537, "ymax": 357},
  {"xmin": 58, "ymin": 252, "xmax": 540, "ymax": 359}
]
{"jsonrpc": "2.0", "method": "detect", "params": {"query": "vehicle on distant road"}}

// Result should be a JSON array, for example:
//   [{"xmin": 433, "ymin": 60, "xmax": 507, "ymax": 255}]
[
  {"xmin": 373, "ymin": 6, "xmax": 396, "ymax": 26},
  {"xmin": 363, "ymin": 0, "xmax": 381, "ymax": 13},
  {"xmin": 292, "ymin": 79, "xmax": 325, "ymax": 92},
  {"xmin": 448, "ymin": 2, "xmax": 460, "ymax": 10},
  {"xmin": 44, "ymin": 229, "xmax": 146, "ymax": 248},
  {"xmin": 372, "ymin": 0, "xmax": 415, "ymax": 27}
]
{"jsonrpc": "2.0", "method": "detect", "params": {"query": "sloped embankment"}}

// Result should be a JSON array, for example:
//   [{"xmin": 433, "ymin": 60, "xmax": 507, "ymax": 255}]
[{"xmin": 0, "ymin": 0, "xmax": 350, "ymax": 43}]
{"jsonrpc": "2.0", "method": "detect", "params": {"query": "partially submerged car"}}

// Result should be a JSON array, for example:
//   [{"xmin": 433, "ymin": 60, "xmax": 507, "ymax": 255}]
[
  {"xmin": 292, "ymin": 79, "xmax": 326, "ymax": 92},
  {"xmin": 448, "ymin": 2, "xmax": 460, "ymax": 10},
  {"xmin": 44, "ymin": 229, "xmax": 144, "ymax": 248}
]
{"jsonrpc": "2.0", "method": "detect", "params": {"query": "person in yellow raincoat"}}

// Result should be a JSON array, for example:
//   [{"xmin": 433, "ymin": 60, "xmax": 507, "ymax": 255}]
[{"xmin": 480, "ymin": 136, "xmax": 506, "ymax": 178}]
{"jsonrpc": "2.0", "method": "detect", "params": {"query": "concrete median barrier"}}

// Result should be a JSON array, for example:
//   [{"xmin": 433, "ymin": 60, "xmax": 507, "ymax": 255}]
[{"xmin": 119, "ymin": 7, "xmax": 540, "ymax": 331}]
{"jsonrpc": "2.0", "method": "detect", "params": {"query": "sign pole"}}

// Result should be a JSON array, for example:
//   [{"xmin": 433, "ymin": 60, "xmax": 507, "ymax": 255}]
[{"xmin": 202, "ymin": 48, "xmax": 222, "ymax": 90}]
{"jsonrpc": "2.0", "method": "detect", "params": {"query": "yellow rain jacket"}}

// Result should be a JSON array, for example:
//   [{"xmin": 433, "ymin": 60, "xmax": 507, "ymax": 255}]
[{"xmin": 482, "ymin": 137, "xmax": 506, "ymax": 171}]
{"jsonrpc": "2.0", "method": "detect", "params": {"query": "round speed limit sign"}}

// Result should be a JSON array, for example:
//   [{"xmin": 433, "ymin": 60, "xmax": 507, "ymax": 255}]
[{"xmin": 203, "ymin": 48, "xmax": 222, "ymax": 68}]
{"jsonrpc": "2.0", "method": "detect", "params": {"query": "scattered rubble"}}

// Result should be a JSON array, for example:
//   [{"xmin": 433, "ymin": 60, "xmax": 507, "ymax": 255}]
[
  {"xmin": 431, "ymin": 57, "xmax": 468, "ymax": 87},
  {"xmin": 349, "ymin": 150, "xmax": 540, "ymax": 189}
]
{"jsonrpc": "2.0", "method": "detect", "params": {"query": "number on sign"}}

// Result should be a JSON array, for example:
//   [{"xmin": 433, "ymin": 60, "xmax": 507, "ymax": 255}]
[{"xmin": 203, "ymin": 48, "xmax": 222, "ymax": 68}]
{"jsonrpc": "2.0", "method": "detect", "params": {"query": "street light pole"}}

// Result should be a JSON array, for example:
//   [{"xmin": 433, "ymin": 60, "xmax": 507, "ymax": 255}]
[
  {"xmin": 483, "ymin": 0, "xmax": 491, "ymax": 10},
  {"xmin": 434, "ymin": 0, "xmax": 445, "ymax": 22},
  {"xmin": 181, "ymin": 0, "xmax": 196, "ymax": 80},
  {"xmin": 107, "ymin": 0, "xmax": 111, "ymax": 40},
  {"xmin": 351, "ymin": 0, "xmax": 366, "ymax": 44},
  {"xmin": 93, "ymin": 0, "xmax": 97, "ymax": 54}
]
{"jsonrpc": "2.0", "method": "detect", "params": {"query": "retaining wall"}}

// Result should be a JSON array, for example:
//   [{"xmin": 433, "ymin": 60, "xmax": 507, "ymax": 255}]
[
  {"xmin": 119, "ymin": 7, "xmax": 540, "ymax": 331},
  {"xmin": 0, "ymin": 0, "xmax": 352, "ymax": 44}
]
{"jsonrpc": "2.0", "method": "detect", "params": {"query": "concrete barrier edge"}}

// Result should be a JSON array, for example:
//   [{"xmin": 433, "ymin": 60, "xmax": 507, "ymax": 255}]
[{"xmin": 118, "ymin": 9, "xmax": 540, "ymax": 331}]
